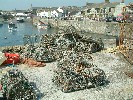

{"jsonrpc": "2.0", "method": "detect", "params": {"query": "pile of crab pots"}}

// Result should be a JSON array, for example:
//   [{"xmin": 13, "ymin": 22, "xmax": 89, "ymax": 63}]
[
  {"xmin": 2, "ymin": 25, "xmax": 104, "ymax": 63},
  {"xmin": 52, "ymin": 25, "xmax": 106, "ymax": 92},
  {"xmin": 53, "ymin": 50, "xmax": 106, "ymax": 93},
  {"xmin": 2, "ymin": 25, "xmax": 106, "ymax": 93},
  {"xmin": 0, "ymin": 69, "xmax": 38, "ymax": 100}
]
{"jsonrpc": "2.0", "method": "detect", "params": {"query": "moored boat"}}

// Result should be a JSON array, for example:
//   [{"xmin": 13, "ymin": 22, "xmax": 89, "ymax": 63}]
[
  {"xmin": 37, "ymin": 22, "xmax": 48, "ymax": 29},
  {"xmin": 8, "ymin": 22, "xmax": 17, "ymax": 30},
  {"xmin": 0, "ymin": 23, "xmax": 3, "ymax": 27},
  {"xmin": 16, "ymin": 17, "xmax": 24, "ymax": 23},
  {"xmin": 37, "ymin": 20, "xmax": 51, "ymax": 29}
]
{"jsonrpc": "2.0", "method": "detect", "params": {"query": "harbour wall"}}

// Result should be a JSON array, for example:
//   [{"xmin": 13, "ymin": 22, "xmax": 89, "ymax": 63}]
[{"xmin": 33, "ymin": 17, "xmax": 120, "ymax": 36}]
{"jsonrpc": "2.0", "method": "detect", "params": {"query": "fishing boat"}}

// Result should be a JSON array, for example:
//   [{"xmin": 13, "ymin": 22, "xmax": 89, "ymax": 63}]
[
  {"xmin": 8, "ymin": 22, "xmax": 17, "ymax": 30},
  {"xmin": 0, "ymin": 22, "xmax": 3, "ymax": 27},
  {"xmin": 16, "ymin": 17, "xmax": 24, "ymax": 23},
  {"xmin": 37, "ymin": 22, "xmax": 48, "ymax": 29},
  {"xmin": 37, "ymin": 20, "xmax": 51, "ymax": 29}
]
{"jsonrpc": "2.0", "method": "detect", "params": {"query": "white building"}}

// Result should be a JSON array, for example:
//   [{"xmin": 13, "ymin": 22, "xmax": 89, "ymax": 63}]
[
  {"xmin": 114, "ymin": 3, "xmax": 127, "ymax": 17},
  {"xmin": 57, "ymin": 7, "xmax": 63, "ymax": 13},
  {"xmin": 37, "ymin": 11, "xmax": 48, "ymax": 18},
  {"xmin": 37, "ymin": 8, "xmax": 62, "ymax": 18},
  {"xmin": 51, "ymin": 10, "xmax": 58, "ymax": 17},
  {"xmin": 16, "ymin": 13, "xmax": 28, "ymax": 16},
  {"xmin": 10, "ymin": 10, "xmax": 30, "ymax": 17},
  {"xmin": 51, "ymin": 10, "xmax": 62, "ymax": 18}
]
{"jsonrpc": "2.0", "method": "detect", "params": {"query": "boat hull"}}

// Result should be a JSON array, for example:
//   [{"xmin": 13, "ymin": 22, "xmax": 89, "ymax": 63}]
[
  {"xmin": 17, "ymin": 19, "xmax": 24, "ymax": 23},
  {"xmin": 8, "ymin": 23, "xmax": 17, "ymax": 30},
  {"xmin": 0, "ymin": 23, "xmax": 3, "ymax": 27}
]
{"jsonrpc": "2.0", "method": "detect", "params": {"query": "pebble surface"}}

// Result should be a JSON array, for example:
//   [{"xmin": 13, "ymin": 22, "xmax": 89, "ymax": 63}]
[
  {"xmin": 0, "ymin": 38, "xmax": 132, "ymax": 100},
  {"xmin": 15, "ymin": 50, "xmax": 133, "ymax": 100}
]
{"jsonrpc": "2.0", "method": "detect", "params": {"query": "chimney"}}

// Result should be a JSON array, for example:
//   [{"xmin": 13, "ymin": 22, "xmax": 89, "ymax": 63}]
[
  {"xmin": 105, "ymin": 0, "xmax": 110, "ymax": 3},
  {"xmin": 121, "ymin": 0, "xmax": 124, "ymax": 3}
]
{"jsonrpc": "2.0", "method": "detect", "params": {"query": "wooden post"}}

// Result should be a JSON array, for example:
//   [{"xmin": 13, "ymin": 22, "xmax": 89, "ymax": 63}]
[
  {"xmin": 119, "ymin": 5, "xmax": 127, "ymax": 50},
  {"xmin": 119, "ymin": 23, "xmax": 125, "ymax": 50}
]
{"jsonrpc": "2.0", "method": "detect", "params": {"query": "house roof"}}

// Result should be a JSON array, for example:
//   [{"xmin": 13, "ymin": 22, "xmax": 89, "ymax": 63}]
[
  {"xmin": 50, "ymin": 7, "xmax": 58, "ymax": 11},
  {"xmin": 69, "ymin": 10, "xmax": 79, "ymax": 15},
  {"xmin": 80, "ymin": 6, "xmax": 87, "ymax": 11},
  {"xmin": 32, "ymin": 7, "xmax": 44, "ymax": 10},
  {"xmin": 126, "ymin": 3, "xmax": 133, "ymax": 8},
  {"xmin": 87, "ymin": 2, "xmax": 120, "ymax": 9},
  {"xmin": 34, "ymin": 6, "xmax": 80, "ymax": 13},
  {"xmin": 55, "ymin": 10, "xmax": 61, "ymax": 13},
  {"xmin": 61, "ymin": 6, "xmax": 80, "ymax": 12},
  {"xmin": 36, "ymin": 7, "xmax": 59, "ymax": 12},
  {"xmin": 12, "ymin": 10, "xmax": 27, "ymax": 13}
]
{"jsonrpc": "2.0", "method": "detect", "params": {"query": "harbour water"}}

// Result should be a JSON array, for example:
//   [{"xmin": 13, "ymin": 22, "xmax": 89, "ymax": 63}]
[
  {"xmin": 0, "ymin": 22, "xmax": 56, "ymax": 47},
  {"xmin": 0, "ymin": 21, "xmax": 117, "ymax": 47}
]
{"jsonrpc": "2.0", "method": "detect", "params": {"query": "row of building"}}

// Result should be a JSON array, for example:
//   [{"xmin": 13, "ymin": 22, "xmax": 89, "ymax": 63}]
[
  {"xmin": 0, "ymin": 0, "xmax": 133, "ymax": 21},
  {"xmin": 82, "ymin": 0, "xmax": 133, "ymax": 20},
  {"xmin": 32, "ymin": 0, "xmax": 133, "ymax": 20}
]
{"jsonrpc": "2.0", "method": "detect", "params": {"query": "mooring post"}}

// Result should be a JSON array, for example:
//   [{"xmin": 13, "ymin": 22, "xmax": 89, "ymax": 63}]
[{"xmin": 119, "ymin": 23, "xmax": 125, "ymax": 50}]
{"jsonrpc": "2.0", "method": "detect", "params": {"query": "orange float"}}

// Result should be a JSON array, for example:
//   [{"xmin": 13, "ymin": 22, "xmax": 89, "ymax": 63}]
[{"xmin": 2, "ymin": 53, "xmax": 20, "ymax": 65}]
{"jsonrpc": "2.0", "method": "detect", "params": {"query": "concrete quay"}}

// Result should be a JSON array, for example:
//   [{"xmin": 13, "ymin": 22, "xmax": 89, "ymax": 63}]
[{"xmin": 33, "ymin": 17, "xmax": 120, "ymax": 36}]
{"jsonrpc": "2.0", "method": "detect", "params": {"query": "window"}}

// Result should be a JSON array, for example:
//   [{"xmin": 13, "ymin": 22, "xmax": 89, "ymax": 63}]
[{"xmin": 87, "ymin": 9, "xmax": 91, "ymax": 13}]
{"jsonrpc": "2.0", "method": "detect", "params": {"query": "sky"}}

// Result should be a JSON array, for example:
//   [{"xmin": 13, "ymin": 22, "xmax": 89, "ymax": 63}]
[{"xmin": 0, "ymin": 0, "xmax": 132, "ymax": 11}]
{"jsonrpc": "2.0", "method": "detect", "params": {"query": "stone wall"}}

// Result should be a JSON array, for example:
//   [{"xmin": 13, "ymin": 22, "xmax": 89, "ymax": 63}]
[
  {"xmin": 33, "ymin": 18, "xmax": 120, "ymax": 36},
  {"xmin": 57, "ymin": 20, "xmax": 120, "ymax": 36}
]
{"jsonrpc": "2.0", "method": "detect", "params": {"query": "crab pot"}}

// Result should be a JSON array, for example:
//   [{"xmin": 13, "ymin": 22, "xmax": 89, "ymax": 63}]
[
  {"xmin": 0, "ymin": 69, "xmax": 38, "ymax": 100},
  {"xmin": 53, "ymin": 50, "xmax": 106, "ymax": 93},
  {"xmin": 2, "ymin": 25, "xmax": 104, "ymax": 63}
]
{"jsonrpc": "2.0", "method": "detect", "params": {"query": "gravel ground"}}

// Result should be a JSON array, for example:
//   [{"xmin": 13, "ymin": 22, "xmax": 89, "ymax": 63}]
[
  {"xmin": 0, "ymin": 38, "xmax": 133, "ymax": 100},
  {"xmin": 16, "ymin": 49, "xmax": 133, "ymax": 100}
]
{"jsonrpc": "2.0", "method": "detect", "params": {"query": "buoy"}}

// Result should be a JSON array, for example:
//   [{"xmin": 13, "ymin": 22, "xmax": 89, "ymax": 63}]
[{"xmin": 4, "ymin": 37, "xmax": 7, "ymax": 39}]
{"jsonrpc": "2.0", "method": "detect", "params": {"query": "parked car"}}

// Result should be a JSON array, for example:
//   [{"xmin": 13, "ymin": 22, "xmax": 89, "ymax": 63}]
[
  {"xmin": 112, "ymin": 17, "xmax": 116, "ymax": 22},
  {"xmin": 116, "ymin": 16, "xmax": 123, "ymax": 22},
  {"xmin": 60, "ymin": 17, "xmax": 68, "ymax": 20},
  {"xmin": 105, "ymin": 17, "xmax": 113, "ymax": 22}
]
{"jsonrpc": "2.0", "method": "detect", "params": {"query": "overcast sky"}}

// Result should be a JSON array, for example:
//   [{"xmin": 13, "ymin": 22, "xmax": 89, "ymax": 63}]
[{"xmin": 0, "ymin": 0, "xmax": 132, "ymax": 10}]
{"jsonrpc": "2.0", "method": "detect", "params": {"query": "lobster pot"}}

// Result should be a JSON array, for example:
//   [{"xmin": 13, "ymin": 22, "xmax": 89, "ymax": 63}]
[
  {"xmin": 2, "ymin": 25, "xmax": 104, "ymax": 64},
  {"xmin": 53, "ymin": 61, "xmax": 106, "ymax": 93},
  {"xmin": 0, "ymin": 69, "xmax": 37, "ymax": 100}
]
